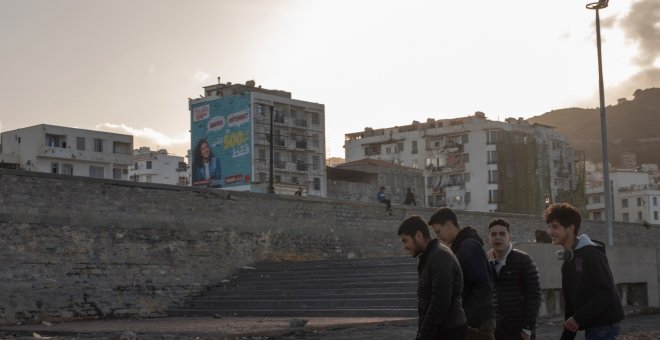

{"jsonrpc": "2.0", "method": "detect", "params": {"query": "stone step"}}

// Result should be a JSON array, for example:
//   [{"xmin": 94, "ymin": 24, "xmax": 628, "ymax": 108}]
[
  {"xmin": 168, "ymin": 307, "xmax": 418, "ymax": 317},
  {"xmin": 169, "ymin": 256, "xmax": 419, "ymax": 317}
]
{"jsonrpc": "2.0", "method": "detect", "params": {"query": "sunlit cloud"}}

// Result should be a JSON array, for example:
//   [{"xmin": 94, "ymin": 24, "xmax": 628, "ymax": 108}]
[
  {"xmin": 194, "ymin": 71, "xmax": 210, "ymax": 82},
  {"xmin": 96, "ymin": 123, "xmax": 190, "ymax": 157},
  {"xmin": 619, "ymin": 0, "xmax": 660, "ymax": 67}
]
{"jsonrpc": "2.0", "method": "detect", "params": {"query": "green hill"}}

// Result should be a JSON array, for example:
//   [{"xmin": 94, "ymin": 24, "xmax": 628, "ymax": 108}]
[{"xmin": 528, "ymin": 88, "xmax": 660, "ymax": 166}]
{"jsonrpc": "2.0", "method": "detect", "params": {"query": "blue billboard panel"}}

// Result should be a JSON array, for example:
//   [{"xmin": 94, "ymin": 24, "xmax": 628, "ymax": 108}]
[{"xmin": 190, "ymin": 95, "xmax": 252, "ymax": 188}]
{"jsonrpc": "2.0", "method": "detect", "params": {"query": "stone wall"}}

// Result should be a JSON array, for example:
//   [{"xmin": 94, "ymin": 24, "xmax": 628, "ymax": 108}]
[{"xmin": 1, "ymin": 169, "xmax": 659, "ymax": 324}]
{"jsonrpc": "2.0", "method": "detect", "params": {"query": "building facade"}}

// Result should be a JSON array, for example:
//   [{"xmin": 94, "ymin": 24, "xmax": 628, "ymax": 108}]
[
  {"xmin": 0, "ymin": 124, "xmax": 133, "ymax": 180},
  {"xmin": 586, "ymin": 170, "xmax": 660, "ymax": 224},
  {"xmin": 344, "ymin": 113, "xmax": 583, "ymax": 214},
  {"xmin": 129, "ymin": 147, "xmax": 188, "ymax": 186},
  {"xmin": 189, "ymin": 79, "xmax": 326, "ymax": 196}
]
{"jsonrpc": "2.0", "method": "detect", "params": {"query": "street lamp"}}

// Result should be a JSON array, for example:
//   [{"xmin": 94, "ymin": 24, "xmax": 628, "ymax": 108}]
[{"xmin": 586, "ymin": 0, "xmax": 613, "ymax": 245}]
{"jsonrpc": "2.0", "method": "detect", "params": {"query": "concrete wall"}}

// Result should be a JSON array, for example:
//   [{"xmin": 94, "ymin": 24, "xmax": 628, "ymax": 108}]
[{"xmin": 1, "ymin": 168, "xmax": 659, "ymax": 324}]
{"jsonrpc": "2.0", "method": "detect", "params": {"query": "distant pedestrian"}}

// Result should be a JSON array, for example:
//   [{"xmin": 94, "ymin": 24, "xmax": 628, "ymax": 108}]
[
  {"xmin": 377, "ymin": 186, "xmax": 392, "ymax": 215},
  {"xmin": 428, "ymin": 207, "xmax": 496, "ymax": 340},
  {"xmin": 404, "ymin": 187, "xmax": 417, "ymax": 206},
  {"xmin": 294, "ymin": 186, "xmax": 303, "ymax": 196},
  {"xmin": 487, "ymin": 218, "xmax": 541, "ymax": 340},
  {"xmin": 544, "ymin": 203, "xmax": 623, "ymax": 340},
  {"xmin": 398, "ymin": 216, "xmax": 467, "ymax": 340}
]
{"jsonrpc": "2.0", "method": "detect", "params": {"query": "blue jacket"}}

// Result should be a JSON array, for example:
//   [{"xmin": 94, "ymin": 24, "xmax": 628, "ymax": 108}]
[{"xmin": 194, "ymin": 157, "xmax": 222, "ymax": 185}]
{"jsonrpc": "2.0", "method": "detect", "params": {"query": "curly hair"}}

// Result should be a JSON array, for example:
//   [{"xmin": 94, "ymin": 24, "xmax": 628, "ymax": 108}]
[{"xmin": 543, "ymin": 203, "xmax": 582, "ymax": 235}]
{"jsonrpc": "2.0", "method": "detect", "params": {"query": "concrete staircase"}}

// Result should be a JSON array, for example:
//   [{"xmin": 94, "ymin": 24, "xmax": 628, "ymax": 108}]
[{"xmin": 168, "ymin": 256, "xmax": 418, "ymax": 317}]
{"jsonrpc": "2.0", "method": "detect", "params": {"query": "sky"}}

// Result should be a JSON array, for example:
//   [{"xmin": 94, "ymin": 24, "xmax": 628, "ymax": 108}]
[{"xmin": 0, "ymin": 0, "xmax": 658, "ymax": 159}]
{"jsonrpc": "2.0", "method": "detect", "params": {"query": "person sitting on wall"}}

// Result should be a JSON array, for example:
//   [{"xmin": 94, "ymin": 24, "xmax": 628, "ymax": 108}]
[
  {"xmin": 192, "ymin": 138, "xmax": 222, "ymax": 187},
  {"xmin": 404, "ymin": 187, "xmax": 417, "ymax": 206},
  {"xmin": 295, "ymin": 186, "xmax": 303, "ymax": 196},
  {"xmin": 377, "ymin": 186, "xmax": 393, "ymax": 215}
]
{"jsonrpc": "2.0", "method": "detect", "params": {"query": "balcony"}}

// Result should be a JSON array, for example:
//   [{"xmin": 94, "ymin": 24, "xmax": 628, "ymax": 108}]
[
  {"xmin": 296, "ymin": 163, "xmax": 308, "ymax": 171},
  {"xmin": 38, "ymin": 147, "xmax": 133, "ymax": 165}
]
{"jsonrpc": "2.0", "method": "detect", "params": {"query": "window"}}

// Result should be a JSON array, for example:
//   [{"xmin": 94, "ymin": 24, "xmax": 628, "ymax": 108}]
[
  {"xmin": 622, "ymin": 213, "xmax": 629, "ymax": 222},
  {"xmin": 593, "ymin": 211, "xmax": 602, "ymax": 220},
  {"xmin": 489, "ymin": 189, "xmax": 499, "ymax": 203},
  {"xmin": 592, "ymin": 195, "xmax": 601, "ymax": 204},
  {"xmin": 113, "ymin": 168, "xmax": 122, "ymax": 180},
  {"xmin": 256, "ymin": 104, "xmax": 264, "ymax": 116},
  {"xmin": 89, "ymin": 166, "xmax": 104, "ymax": 178},
  {"xmin": 637, "ymin": 197, "xmax": 643, "ymax": 207},
  {"xmin": 93, "ymin": 139, "xmax": 103, "ymax": 152},
  {"xmin": 654, "ymin": 197, "xmax": 658, "ymax": 206},
  {"xmin": 291, "ymin": 176, "xmax": 299, "ymax": 184},
  {"xmin": 465, "ymin": 192, "xmax": 471, "ymax": 204},
  {"xmin": 76, "ymin": 137, "xmax": 85, "ymax": 150},
  {"xmin": 464, "ymin": 173, "xmax": 470, "ymax": 182},
  {"xmin": 62, "ymin": 164, "xmax": 73, "ymax": 175},
  {"xmin": 51, "ymin": 162, "xmax": 59, "ymax": 174},
  {"xmin": 386, "ymin": 147, "xmax": 392, "ymax": 154},
  {"xmin": 313, "ymin": 177, "xmax": 321, "ymax": 190},
  {"xmin": 486, "ymin": 130, "xmax": 501, "ymax": 144},
  {"xmin": 638, "ymin": 211, "xmax": 643, "ymax": 221},
  {"xmin": 134, "ymin": 162, "xmax": 138, "ymax": 170},
  {"xmin": 412, "ymin": 140, "xmax": 418, "ymax": 154},
  {"xmin": 311, "ymin": 134, "xmax": 319, "ymax": 148},
  {"xmin": 311, "ymin": 112, "xmax": 320, "ymax": 125},
  {"xmin": 312, "ymin": 155, "xmax": 320, "ymax": 170},
  {"xmin": 146, "ymin": 161, "xmax": 152, "ymax": 169},
  {"xmin": 488, "ymin": 170, "xmax": 499, "ymax": 183},
  {"xmin": 462, "ymin": 153, "xmax": 469, "ymax": 163},
  {"xmin": 487, "ymin": 150, "xmax": 498, "ymax": 164},
  {"xmin": 622, "ymin": 199, "xmax": 628, "ymax": 208},
  {"xmin": 45, "ymin": 134, "xmax": 66, "ymax": 148},
  {"xmin": 654, "ymin": 211, "xmax": 658, "ymax": 220},
  {"xmin": 396, "ymin": 142, "xmax": 404, "ymax": 152}
]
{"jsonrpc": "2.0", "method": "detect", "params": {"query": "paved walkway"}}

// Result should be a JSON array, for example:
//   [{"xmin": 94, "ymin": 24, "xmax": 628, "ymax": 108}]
[{"xmin": 0, "ymin": 313, "xmax": 659, "ymax": 339}]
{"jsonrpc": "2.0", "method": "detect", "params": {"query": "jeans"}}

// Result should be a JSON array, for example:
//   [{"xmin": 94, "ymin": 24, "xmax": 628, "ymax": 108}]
[{"xmin": 585, "ymin": 323, "xmax": 620, "ymax": 340}]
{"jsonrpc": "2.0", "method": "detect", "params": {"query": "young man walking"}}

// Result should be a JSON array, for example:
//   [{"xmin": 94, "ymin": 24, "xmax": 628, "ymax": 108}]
[
  {"xmin": 398, "ymin": 216, "xmax": 467, "ymax": 340},
  {"xmin": 544, "ymin": 203, "xmax": 624, "ymax": 340},
  {"xmin": 487, "ymin": 218, "xmax": 541, "ymax": 340},
  {"xmin": 428, "ymin": 208, "xmax": 496, "ymax": 340}
]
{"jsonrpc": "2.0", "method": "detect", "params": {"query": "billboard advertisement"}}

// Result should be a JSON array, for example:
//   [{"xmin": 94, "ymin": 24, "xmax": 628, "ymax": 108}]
[{"xmin": 190, "ymin": 95, "xmax": 253, "ymax": 189}]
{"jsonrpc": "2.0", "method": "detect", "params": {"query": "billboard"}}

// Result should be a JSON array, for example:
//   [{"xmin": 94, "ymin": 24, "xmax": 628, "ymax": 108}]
[{"xmin": 190, "ymin": 95, "xmax": 253, "ymax": 189}]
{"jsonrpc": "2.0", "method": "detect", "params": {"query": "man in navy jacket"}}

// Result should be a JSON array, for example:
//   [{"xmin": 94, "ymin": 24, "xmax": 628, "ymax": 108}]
[{"xmin": 544, "ymin": 203, "xmax": 623, "ymax": 340}]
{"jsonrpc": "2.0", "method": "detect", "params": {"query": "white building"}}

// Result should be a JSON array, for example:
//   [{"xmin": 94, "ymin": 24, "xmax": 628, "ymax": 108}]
[
  {"xmin": 0, "ymin": 124, "xmax": 133, "ymax": 180},
  {"xmin": 129, "ymin": 147, "xmax": 188, "ymax": 186},
  {"xmin": 586, "ymin": 170, "xmax": 660, "ymax": 224},
  {"xmin": 190, "ymin": 79, "xmax": 327, "ymax": 196},
  {"xmin": 344, "ymin": 113, "xmax": 582, "ymax": 214}
]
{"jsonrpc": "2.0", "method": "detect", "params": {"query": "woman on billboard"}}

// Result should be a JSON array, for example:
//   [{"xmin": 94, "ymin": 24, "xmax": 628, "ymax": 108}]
[{"xmin": 192, "ymin": 138, "xmax": 222, "ymax": 187}]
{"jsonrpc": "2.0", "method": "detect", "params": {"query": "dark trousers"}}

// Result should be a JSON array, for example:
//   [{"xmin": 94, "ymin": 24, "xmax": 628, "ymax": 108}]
[
  {"xmin": 381, "ymin": 199, "xmax": 391, "ymax": 210},
  {"xmin": 437, "ymin": 324, "xmax": 468, "ymax": 340}
]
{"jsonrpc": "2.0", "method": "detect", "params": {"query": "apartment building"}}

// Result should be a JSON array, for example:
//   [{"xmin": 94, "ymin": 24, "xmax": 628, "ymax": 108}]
[
  {"xmin": 129, "ymin": 147, "xmax": 188, "ymax": 186},
  {"xmin": 0, "ymin": 124, "xmax": 133, "ymax": 179},
  {"xmin": 189, "ymin": 79, "xmax": 326, "ymax": 196},
  {"xmin": 586, "ymin": 170, "xmax": 660, "ymax": 224},
  {"xmin": 344, "ymin": 112, "xmax": 583, "ymax": 214}
]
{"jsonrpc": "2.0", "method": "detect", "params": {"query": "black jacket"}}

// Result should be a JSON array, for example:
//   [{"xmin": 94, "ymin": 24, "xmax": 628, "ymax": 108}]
[
  {"xmin": 451, "ymin": 227, "xmax": 496, "ymax": 328},
  {"xmin": 417, "ymin": 239, "xmax": 467, "ymax": 340},
  {"xmin": 560, "ymin": 235, "xmax": 624, "ymax": 340},
  {"xmin": 491, "ymin": 249, "xmax": 542, "ymax": 338}
]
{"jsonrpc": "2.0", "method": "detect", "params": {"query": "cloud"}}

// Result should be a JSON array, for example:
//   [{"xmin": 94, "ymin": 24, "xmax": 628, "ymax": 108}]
[
  {"xmin": 619, "ymin": 0, "xmax": 660, "ymax": 67},
  {"xmin": 194, "ymin": 71, "xmax": 210, "ymax": 82},
  {"xmin": 606, "ymin": 67, "xmax": 660, "ymax": 101},
  {"xmin": 96, "ymin": 123, "xmax": 190, "ymax": 157}
]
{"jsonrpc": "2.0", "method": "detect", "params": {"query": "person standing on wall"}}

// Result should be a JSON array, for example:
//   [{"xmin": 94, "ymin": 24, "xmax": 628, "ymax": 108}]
[
  {"xmin": 487, "ymin": 218, "xmax": 541, "ymax": 340},
  {"xmin": 404, "ymin": 187, "xmax": 417, "ymax": 206},
  {"xmin": 377, "ymin": 186, "xmax": 392, "ymax": 215},
  {"xmin": 428, "ymin": 207, "xmax": 496, "ymax": 340},
  {"xmin": 544, "ymin": 203, "xmax": 623, "ymax": 340},
  {"xmin": 398, "ymin": 216, "xmax": 467, "ymax": 340}
]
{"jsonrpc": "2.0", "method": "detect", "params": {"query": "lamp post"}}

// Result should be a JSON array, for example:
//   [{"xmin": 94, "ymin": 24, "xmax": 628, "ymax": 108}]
[
  {"xmin": 586, "ymin": 0, "xmax": 613, "ymax": 245},
  {"xmin": 268, "ymin": 105, "xmax": 275, "ymax": 194}
]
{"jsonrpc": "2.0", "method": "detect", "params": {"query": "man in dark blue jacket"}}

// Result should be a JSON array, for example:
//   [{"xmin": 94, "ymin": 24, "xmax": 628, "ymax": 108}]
[
  {"xmin": 487, "ymin": 218, "xmax": 541, "ymax": 340},
  {"xmin": 544, "ymin": 203, "xmax": 624, "ymax": 340},
  {"xmin": 428, "ymin": 208, "xmax": 495, "ymax": 340},
  {"xmin": 398, "ymin": 216, "xmax": 467, "ymax": 340}
]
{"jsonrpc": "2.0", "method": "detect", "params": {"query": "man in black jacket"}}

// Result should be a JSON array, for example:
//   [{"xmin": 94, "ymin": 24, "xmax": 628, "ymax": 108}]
[
  {"xmin": 544, "ymin": 203, "xmax": 624, "ymax": 340},
  {"xmin": 398, "ymin": 216, "xmax": 467, "ymax": 340},
  {"xmin": 428, "ymin": 208, "xmax": 495, "ymax": 340},
  {"xmin": 487, "ymin": 218, "xmax": 541, "ymax": 340}
]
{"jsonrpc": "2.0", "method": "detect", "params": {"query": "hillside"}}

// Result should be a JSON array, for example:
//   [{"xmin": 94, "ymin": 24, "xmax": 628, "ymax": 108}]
[{"xmin": 528, "ymin": 88, "xmax": 660, "ymax": 166}]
